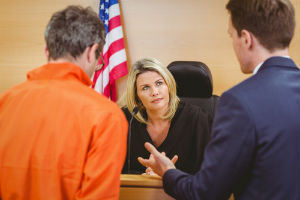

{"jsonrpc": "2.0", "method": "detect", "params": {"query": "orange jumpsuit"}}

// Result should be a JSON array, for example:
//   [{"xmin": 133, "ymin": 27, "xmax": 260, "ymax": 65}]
[{"xmin": 0, "ymin": 62, "xmax": 128, "ymax": 200}]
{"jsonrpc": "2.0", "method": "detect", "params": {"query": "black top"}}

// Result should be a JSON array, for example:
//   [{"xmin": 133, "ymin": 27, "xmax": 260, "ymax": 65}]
[{"xmin": 122, "ymin": 100, "xmax": 212, "ymax": 174}]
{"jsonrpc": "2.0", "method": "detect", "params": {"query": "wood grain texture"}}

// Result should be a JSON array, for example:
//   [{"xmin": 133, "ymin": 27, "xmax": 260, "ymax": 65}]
[
  {"xmin": 119, "ymin": 174, "xmax": 235, "ymax": 200},
  {"xmin": 0, "ymin": 0, "xmax": 299, "ymax": 97},
  {"xmin": 121, "ymin": 174, "xmax": 163, "ymax": 188}
]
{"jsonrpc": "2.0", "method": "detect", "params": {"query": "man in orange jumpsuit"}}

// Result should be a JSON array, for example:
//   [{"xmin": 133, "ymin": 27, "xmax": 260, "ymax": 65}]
[{"xmin": 0, "ymin": 5, "xmax": 128, "ymax": 200}]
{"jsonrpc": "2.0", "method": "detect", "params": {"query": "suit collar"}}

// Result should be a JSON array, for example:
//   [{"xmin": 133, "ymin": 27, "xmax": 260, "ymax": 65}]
[{"xmin": 257, "ymin": 56, "xmax": 298, "ymax": 74}]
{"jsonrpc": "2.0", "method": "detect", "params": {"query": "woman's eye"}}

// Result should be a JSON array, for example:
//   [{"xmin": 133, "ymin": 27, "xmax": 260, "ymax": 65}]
[
  {"xmin": 156, "ymin": 81, "xmax": 163, "ymax": 86},
  {"xmin": 142, "ymin": 86, "xmax": 149, "ymax": 90}
]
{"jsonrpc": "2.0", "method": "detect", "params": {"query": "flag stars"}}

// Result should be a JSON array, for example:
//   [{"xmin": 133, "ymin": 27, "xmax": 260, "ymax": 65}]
[
  {"xmin": 100, "ymin": 3, "xmax": 104, "ymax": 10},
  {"xmin": 105, "ymin": 8, "xmax": 109, "ymax": 14}
]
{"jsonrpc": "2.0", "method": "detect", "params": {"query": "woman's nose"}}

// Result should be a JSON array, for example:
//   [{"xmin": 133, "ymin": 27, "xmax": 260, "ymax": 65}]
[{"xmin": 151, "ymin": 87, "xmax": 159, "ymax": 96}]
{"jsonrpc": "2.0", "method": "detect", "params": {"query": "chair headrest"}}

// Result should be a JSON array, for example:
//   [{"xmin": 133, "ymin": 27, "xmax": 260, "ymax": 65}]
[{"xmin": 167, "ymin": 61, "xmax": 213, "ymax": 98}]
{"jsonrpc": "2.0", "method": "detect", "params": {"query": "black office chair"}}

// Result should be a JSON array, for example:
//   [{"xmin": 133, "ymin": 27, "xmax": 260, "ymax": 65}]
[{"xmin": 167, "ymin": 61, "xmax": 219, "ymax": 117}]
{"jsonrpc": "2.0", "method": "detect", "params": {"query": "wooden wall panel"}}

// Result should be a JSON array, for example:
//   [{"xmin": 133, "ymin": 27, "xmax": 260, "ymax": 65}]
[
  {"xmin": 0, "ymin": 0, "xmax": 98, "ymax": 92},
  {"xmin": 119, "ymin": 0, "xmax": 300, "ymax": 96},
  {"xmin": 0, "ymin": 0, "xmax": 299, "ymax": 97}
]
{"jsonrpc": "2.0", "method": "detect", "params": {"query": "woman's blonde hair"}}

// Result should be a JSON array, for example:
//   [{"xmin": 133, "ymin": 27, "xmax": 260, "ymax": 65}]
[{"xmin": 125, "ymin": 58, "xmax": 179, "ymax": 124}]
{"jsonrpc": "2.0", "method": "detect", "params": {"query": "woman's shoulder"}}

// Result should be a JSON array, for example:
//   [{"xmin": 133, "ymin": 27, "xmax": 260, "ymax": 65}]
[
  {"xmin": 175, "ymin": 100, "xmax": 213, "ymax": 126},
  {"xmin": 179, "ymin": 99, "xmax": 209, "ymax": 117},
  {"xmin": 121, "ymin": 106, "xmax": 131, "ymax": 121}
]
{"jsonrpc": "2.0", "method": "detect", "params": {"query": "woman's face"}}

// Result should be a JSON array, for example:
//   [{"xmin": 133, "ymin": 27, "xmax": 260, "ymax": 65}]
[{"xmin": 136, "ymin": 71, "xmax": 169, "ymax": 113}]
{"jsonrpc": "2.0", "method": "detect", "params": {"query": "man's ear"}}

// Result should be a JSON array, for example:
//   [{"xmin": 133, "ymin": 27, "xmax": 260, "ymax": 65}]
[
  {"xmin": 87, "ymin": 43, "xmax": 99, "ymax": 63},
  {"xmin": 45, "ymin": 47, "xmax": 50, "ymax": 61},
  {"xmin": 241, "ymin": 29, "xmax": 254, "ymax": 50}
]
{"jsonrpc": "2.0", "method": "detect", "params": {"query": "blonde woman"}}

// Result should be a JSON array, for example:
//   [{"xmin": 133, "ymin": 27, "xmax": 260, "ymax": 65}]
[{"xmin": 122, "ymin": 58, "xmax": 212, "ymax": 174}]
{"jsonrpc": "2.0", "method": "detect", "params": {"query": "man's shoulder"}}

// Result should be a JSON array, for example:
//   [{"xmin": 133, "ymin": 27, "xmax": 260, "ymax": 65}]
[
  {"xmin": 0, "ymin": 80, "xmax": 38, "ymax": 104},
  {"xmin": 51, "ymin": 80, "xmax": 124, "ymax": 117},
  {"xmin": 217, "ymin": 75, "xmax": 265, "ymax": 115},
  {"xmin": 81, "ymin": 89, "xmax": 123, "ymax": 114},
  {"xmin": 224, "ymin": 75, "xmax": 258, "ymax": 98}
]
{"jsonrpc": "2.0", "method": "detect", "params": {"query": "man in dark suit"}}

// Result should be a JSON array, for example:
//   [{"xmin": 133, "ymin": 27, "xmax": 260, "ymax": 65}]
[{"xmin": 138, "ymin": 0, "xmax": 300, "ymax": 199}]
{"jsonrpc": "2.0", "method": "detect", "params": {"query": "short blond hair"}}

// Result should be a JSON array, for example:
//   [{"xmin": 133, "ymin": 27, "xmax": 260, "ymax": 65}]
[{"xmin": 125, "ymin": 58, "xmax": 179, "ymax": 124}]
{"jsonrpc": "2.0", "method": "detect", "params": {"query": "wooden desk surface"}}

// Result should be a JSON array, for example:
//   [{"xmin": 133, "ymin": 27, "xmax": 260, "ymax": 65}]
[
  {"xmin": 120, "ymin": 174, "xmax": 234, "ymax": 200},
  {"xmin": 120, "ymin": 174, "xmax": 163, "ymax": 188},
  {"xmin": 120, "ymin": 174, "xmax": 174, "ymax": 200}
]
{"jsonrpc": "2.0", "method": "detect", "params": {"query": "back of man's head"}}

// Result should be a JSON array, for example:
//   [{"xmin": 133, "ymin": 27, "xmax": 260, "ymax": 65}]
[
  {"xmin": 44, "ymin": 5, "xmax": 106, "ymax": 61},
  {"xmin": 226, "ymin": 0, "xmax": 295, "ymax": 52}
]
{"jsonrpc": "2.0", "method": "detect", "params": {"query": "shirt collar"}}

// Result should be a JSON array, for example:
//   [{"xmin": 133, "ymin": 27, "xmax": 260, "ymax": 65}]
[
  {"xmin": 253, "ymin": 62, "xmax": 263, "ymax": 75},
  {"xmin": 27, "ymin": 62, "xmax": 93, "ymax": 86}
]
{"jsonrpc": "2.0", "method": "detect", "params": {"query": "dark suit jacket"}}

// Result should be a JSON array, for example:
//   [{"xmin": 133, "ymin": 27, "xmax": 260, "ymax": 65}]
[{"xmin": 163, "ymin": 57, "xmax": 300, "ymax": 200}]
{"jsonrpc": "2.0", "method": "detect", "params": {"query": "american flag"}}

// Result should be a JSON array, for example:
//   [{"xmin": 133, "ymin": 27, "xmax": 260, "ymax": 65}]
[{"xmin": 92, "ymin": 0, "xmax": 128, "ymax": 101}]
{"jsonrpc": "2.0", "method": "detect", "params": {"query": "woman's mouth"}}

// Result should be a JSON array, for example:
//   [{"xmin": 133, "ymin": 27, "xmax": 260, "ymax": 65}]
[{"xmin": 152, "ymin": 98, "xmax": 162, "ymax": 103}]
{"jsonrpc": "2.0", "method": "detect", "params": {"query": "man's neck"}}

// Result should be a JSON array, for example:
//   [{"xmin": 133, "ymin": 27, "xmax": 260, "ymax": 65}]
[
  {"xmin": 48, "ymin": 57, "xmax": 75, "ymax": 64},
  {"xmin": 251, "ymin": 48, "xmax": 290, "ymax": 72}
]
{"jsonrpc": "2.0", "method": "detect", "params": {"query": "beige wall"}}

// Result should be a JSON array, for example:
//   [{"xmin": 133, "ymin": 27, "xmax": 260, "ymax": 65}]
[
  {"xmin": 1, "ymin": 0, "xmax": 299, "ymax": 97},
  {"xmin": 0, "ymin": 0, "xmax": 98, "ymax": 92}
]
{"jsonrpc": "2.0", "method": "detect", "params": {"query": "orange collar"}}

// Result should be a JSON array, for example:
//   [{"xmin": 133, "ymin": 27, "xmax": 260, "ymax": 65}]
[{"xmin": 27, "ymin": 62, "xmax": 93, "ymax": 86}]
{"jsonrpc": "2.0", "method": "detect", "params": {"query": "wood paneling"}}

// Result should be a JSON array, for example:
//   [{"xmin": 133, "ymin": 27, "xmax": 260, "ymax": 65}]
[
  {"xmin": 0, "ymin": 0, "xmax": 98, "ymax": 92},
  {"xmin": 119, "ymin": 0, "xmax": 300, "ymax": 96},
  {"xmin": 0, "ymin": 0, "xmax": 299, "ymax": 97}
]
